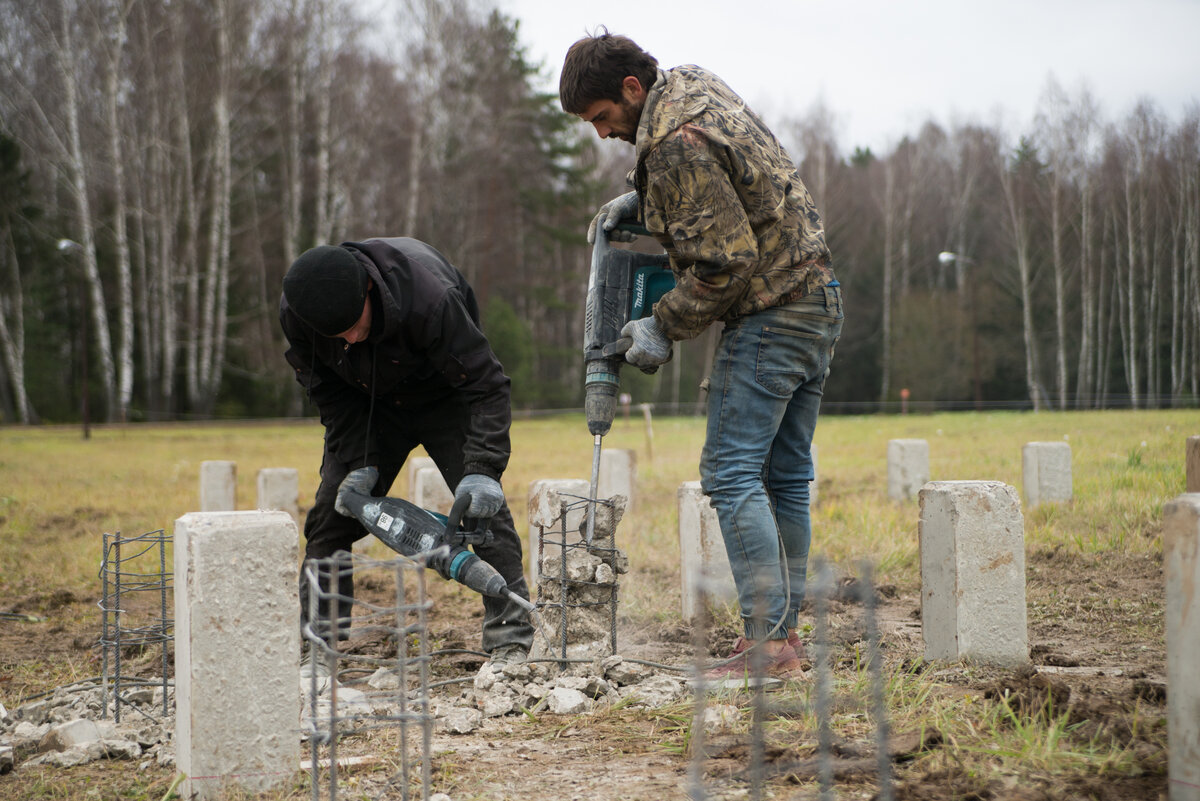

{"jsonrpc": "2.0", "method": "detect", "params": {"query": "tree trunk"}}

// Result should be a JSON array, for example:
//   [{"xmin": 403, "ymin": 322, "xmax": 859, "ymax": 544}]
[
  {"xmin": 59, "ymin": 0, "xmax": 118, "ymax": 421},
  {"xmin": 196, "ymin": 0, "xmax": 232, "ymax": 412},
  {"xmin": 1123, "ymin": 168, "xmax": 1140, "ymax": 407},
  {"xmin": 1050, "ymin": 179, "xmax": 1069, "ymax": 409},
  {"xmin": 1075, "ymin": 177, "xmax": 1095, "ymax": 408},
  {"xmin": 312, "ymin": 0, "xmax": 333, "ymax": 245},
  {"xmin": 878, "ymin": 161, "xmax": 896, "ymax": 405},
  {"xmin": 104, "ymin": 0, "xmax": 134, "ymax": 421},
  {"xmin": 999, "ymin": 159, "xmax": 1043, "ymax": 410},
  {"xmin": 0, "ymin": 224, "xmax": 34, "ymax": 423}
]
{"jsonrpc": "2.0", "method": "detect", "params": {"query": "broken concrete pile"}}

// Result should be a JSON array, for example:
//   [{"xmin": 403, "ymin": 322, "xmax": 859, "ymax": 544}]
[
  {"xmin": 435, "ymin": 654, "xmax": 690, "ymax": 734},
  {"xmin": 534, "ymin": 495, "xmax": 629, "ymax": 657},
  {"xmin": 0, "ymin": 682, "xmax": 174, "ymax": 774}
]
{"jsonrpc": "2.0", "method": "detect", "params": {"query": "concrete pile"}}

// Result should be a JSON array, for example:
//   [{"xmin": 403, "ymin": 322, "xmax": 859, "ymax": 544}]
[
  {"xmin": 535, "ymin": 495, "xmax": 629, "ymax": 658},
  {"xmin": 0, "ymin": 682, "xmax": 174, "ymax": 774},
  {"xmin": 435, "ymin": 655, "xmax": 689, "ymax": 734}
]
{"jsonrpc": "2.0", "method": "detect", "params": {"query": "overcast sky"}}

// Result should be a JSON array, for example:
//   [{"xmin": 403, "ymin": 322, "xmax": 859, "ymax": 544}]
[{"xmin": 493, "ymin": 0, "xmax": 1199, "ymax": 153}]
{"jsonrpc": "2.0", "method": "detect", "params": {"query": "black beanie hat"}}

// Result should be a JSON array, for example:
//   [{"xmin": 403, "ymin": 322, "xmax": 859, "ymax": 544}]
[{"xmin": 283, "ymin": 246, "xmax": 368, "ymax": 337}]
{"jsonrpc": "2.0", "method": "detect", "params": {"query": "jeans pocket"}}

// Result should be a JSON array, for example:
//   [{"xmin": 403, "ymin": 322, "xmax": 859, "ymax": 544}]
[
  {"xmin": 756, "ymin": 325, "xmax": 818, "ymax": 396},
  {"xmin": 755, "ymin": 311, "xmax": 840, "ymax": 396}
]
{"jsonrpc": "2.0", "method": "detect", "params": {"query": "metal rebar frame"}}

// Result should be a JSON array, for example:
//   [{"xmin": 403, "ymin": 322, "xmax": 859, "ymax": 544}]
[
  {"xmin": 685, "ymin": 560, "xmax": 894, "ymax": 801},
  {"xmin": 536, "ymin": 493, "xmax": 620, "ymax": 662},
  {"xmin": 97, "ymin": 529, "xmax": 172, "ymax": 724},
  {"xmin": 302, "ymin": 552, "xmax": 433, "ymax": 801}
]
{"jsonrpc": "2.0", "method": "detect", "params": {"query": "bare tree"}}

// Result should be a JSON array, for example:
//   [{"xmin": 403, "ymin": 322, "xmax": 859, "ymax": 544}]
[
  {"xmin": 101, "ymin": 0, "xmax": 136, "ymax": 421},
  {"xmin": 998, "ymin": 136, "xmax": 1046, "ymax": 410}
]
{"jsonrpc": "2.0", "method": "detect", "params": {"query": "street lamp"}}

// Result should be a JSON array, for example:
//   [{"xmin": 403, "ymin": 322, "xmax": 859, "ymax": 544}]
[
  {"xmin": 938, "ymin": 251, "xmax": 982, "ymax": 411},
  {"xmin": 57, "ymin": 238, "xmax": 90, "ymax": 439}
]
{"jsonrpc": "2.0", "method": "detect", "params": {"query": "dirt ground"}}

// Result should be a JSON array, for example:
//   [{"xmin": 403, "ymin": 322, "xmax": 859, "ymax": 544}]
[{"xmin": 0, "ymin": 545, "xmax": 1169, "ymax": 801}]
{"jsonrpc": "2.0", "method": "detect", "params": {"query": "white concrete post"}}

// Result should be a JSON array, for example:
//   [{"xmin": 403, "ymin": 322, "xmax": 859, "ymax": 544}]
[
  {"xmin": 678, "ymin": 481, "xmax": 737, "ymax": 622},
  {"xmin": 256, "ymin": 467, "xmax": 299, "ymax": 522},
  {"xmin": 199, "ymin": 460, "xmax": 237, "ymax": 512},
  {"xmin": 406, "ymin": 456, "xmax": 437, "ymax": 501},
  {"xmin": 527, "ymin": 479, "xmax": 590, "ymax": 586},
  {"xmin": 1022, "ymin": 442, "xmax": 1072, "ymax": 508},
  {"xmin": 1187, "ymin": 436, "xmax": 1200, "ymax": 493},
  {"xmin": 1164, "ymin": 493, "xmax": 1200, "ymax": 801},
  {"xmin": 413, "ymin": 465, "xmax": 454, "ymax": 515},
  {"xmin": 888, "ymin": 439, "xmax": 929, "ymax": 502},
  {"xmin": 598, "ymin": 449, "xmax": 637, "ymax": 512},
  {"xmin": 174, "ymin": 511, "xmax": 299, "ymax": 800},
  {"xmin": 919, "ymin": 481, "xmax": 1029, "ymax": 667}
]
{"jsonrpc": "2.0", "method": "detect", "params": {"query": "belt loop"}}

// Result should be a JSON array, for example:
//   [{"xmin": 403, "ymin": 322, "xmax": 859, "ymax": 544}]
[{"xmin": 824, "ymin": 285, "xmax": 834, "ymax": 311}]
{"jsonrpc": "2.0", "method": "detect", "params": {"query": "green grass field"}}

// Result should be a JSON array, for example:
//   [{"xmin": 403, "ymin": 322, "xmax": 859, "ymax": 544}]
[{"xmin": 0, "ymin": 409, "xmax": 1189, "ymax": 604}]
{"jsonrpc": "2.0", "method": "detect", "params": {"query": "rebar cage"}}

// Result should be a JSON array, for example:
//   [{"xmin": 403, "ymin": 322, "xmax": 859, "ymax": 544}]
[
  {"xmin": 301, "ymin": 552, "xmax": 435, "ymax": 801},
  {"xmin": 535, "ymin": 493, "xmax": 621, "ymax": 660},
  {"xmin": 98, "ymin": 529, "xmax": 173, "ymax": 724}
]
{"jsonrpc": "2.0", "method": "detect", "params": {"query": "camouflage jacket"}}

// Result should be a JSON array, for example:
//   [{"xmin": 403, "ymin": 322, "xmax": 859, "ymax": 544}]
[{"xmin": 633, "ymin": 66, "xmax": 834, "ymax": 340}]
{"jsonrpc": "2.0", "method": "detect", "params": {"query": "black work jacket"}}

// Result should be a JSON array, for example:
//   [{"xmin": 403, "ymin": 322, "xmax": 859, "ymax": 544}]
[{"xmin": 280, "ymin": 237, "xmax": 511, "ymax": 480}]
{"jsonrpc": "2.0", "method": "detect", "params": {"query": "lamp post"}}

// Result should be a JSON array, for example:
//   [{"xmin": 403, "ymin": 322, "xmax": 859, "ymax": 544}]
[
  {"xmin": 938, "ymin": 251, "xmax": 982, "ymax": 411},
  {"xmin": 57, "ymin": 238, "xmax": 90, "ymax": 439}
]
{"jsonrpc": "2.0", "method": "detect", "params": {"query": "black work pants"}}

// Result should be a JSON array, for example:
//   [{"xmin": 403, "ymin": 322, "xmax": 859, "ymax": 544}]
[{"xmin": 300, "ymin": 396, "xmax": 533, "ymax": 654}]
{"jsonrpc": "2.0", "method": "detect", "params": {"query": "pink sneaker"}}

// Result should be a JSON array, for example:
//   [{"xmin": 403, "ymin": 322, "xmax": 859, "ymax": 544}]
[
  {"xmin": 787, "ymin": 631, "xmax": 813, "ymax": 667},
  {"xmin": 704, "ymin": 637, "xmax": 808, "ymax": 681}
]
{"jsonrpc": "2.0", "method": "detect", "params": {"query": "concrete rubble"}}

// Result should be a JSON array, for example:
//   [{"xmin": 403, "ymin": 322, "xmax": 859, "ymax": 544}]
[
  {"xmin": 433, "ymin": 654, "xmax": 689, "ymax": 735},
  {"xmin": 1, "ymin": 655, "xmax": 692, "ymax": 770},
  {"xmin": 0, "ymin": 680, "xmax": 174, "ymax": 773}
]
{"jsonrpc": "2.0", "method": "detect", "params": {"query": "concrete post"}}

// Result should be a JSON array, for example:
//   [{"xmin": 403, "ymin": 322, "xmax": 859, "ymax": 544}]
[
  {"xmin": 1187, "ymin": 436, "xmax": 1200, "ymax": 493},
  {"xmin": 199, "ymin": 460, "xmax": 236, "ymax": 512},
  {"xmin": 1022, "ymin": 442, "xmax": 1072, "ymax": 508},
  {"xmin": 413, "ymin": 465, "xmax": 454, "ymax": 515},
  {"xmin": 173, "ymin": 511, "xmax": 299, "ymax": 800},
  {"xmin": 527, "ymin": 479, "xmax": 589, "ymax": 585},
  {"xmin": 598, "ymin": 448, "xmax": 636, "ymax": 512},
  {"xmin": 256, "ymin": 468, "xmax": 299, "ymax": 522},
  {"xmin": 678, "ymin": 481, "xmax": 737, "ymax": 622},
  {"xmin": 919, "ymin": 481, "xmax": 1029, "ymax": 667},
  {"xmin": 1164, "ymin": 493, "xmax": 1200, "ymax": 801},
  {"xmin": 888, "ymin": 439, "xmax": 929, "ymax": 502},
  {"xmin": 406, "ymin": 456, "xmax": 436, "ymax": 501}
]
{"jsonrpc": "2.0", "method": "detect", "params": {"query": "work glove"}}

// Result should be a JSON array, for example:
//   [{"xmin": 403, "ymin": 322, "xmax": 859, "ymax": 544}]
[
  {"xmin": 610, "ymin": 317, "xmax": 673, "ymax": 370},
  {"xmin": 334, "ymin": 465, "xmax": 379, "ymax": 517},
  {"xmin": 455, "ymin": 474, "xmax": 505, "ymax": 519},
  {"xmin": 586, "ymin": 191, "xmax": 639, "ymax": 245}
]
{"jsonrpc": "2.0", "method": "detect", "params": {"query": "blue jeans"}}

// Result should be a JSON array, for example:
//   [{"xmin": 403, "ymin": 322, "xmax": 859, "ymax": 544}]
[{"xmin": 699, "ymin": 285, "xmax": 843, "ymax": 640}]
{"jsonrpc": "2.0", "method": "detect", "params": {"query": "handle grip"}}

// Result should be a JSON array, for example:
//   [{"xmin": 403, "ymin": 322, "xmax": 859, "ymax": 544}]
[{"xmin": 442, "ymin": 493, "xmax": 494, "ymax": 547}]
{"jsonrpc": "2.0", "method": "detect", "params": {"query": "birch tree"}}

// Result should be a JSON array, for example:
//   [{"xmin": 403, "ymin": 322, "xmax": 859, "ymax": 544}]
[
  {"xmin": 101, "ymin": 0, "xmax": 135, "ymax": 420},
  {"xmin": 0, "ymin": 134, "xmax": 35, "ymax": 423},
  {"xmin": 998, "ymin": 136, "xmax": 1046, "ymax": 410}
]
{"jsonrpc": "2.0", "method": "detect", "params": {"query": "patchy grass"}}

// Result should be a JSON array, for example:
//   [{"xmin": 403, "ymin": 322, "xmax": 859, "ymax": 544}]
[{"xmin": 0, "ymin": 409, "xmax": 1188, "ymax": 800}]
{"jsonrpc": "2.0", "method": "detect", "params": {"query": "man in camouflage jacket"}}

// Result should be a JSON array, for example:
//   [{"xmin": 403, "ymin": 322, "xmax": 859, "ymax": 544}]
[{"xmin": 561, "ymin": 32, "xmax": 844, "ymax": 681}]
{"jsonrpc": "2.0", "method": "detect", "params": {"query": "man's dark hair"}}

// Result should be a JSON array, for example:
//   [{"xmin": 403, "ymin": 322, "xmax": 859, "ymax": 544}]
[{"xmin": 559, "ymin": 29, "xmax": 658, "ymax": 114}]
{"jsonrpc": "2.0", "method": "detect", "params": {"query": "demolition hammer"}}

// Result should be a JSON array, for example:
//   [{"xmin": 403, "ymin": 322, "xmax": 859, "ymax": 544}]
[
  {"xmin": 337, "ymin": 466, "xmax": 534, "ymax": 613},
  {"xmin": 581, "ymin": 213, "xmax": 674, "ymax": 542}
]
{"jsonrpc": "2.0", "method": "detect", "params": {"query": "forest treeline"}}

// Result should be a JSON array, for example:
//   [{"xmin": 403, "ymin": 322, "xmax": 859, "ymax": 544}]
[{"xmin": 1, "ymin": 0, "xmax": 1197, "ymax": 425}]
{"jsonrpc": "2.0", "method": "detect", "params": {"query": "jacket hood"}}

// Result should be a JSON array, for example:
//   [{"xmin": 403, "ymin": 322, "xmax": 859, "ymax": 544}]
[{"xmin": 345, "ymin": 244, "xmax": 405, "ymax": 344}]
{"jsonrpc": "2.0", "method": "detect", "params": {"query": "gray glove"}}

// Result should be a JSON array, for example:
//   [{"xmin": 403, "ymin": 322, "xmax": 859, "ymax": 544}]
[
  {"xmin": 335, "ymin": 466, "xmax": 379, "ymax": 517},
  {"xmin": 612, "ymin": 317, "xmax": 673, "ymax": 369},
  {"xmin": 455, "ymin": 474, "xmax": 505, "ymax": 518},
  {"xmin": 587, "ymin": 191, "xmax": 639, "ymax": 245}
]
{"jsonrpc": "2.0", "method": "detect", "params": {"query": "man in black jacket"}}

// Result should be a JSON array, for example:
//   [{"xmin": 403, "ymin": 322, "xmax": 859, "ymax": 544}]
[{"xmin": 280, "ymin": 237, "xmax": 534, "ymax": 671}]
